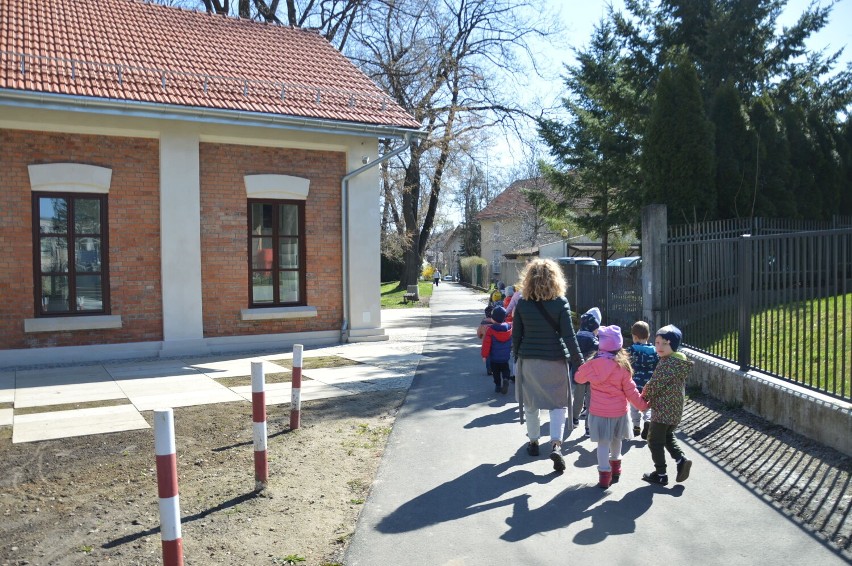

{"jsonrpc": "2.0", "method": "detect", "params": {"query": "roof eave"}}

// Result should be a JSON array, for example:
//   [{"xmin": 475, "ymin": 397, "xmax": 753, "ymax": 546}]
[{"xmin": 0, "ymin": 89, "xmax": 424, "ymax": 140}]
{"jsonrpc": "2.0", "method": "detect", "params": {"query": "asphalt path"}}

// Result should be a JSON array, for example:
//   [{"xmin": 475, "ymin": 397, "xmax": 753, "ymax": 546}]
[{"xmin": 345, "ymin": 282, "xmax": 847, "ymax": 565}]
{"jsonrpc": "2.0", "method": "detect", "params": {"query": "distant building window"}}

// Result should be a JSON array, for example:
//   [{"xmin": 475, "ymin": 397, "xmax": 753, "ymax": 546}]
[
  {"xmin": 32, "ymin": 193, "xmax": 109, "ymax": 316},
  {"xmin": 248, "ymin": 199, "xmax": 306, "ymax": 307}
]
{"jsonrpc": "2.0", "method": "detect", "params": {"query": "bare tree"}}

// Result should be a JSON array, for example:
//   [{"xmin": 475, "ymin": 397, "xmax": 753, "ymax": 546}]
[{"xmin": 351, "ymin": 0, "xmax": 556, "ymax": 287}]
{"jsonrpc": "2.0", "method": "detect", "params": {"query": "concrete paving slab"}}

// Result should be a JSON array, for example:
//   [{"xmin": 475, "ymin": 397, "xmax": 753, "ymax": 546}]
[
  {"xmin": 303, "ymin": 364, "xmax": 406, "ymax": 385},
  {"xmin": 14, "ymin": 366, "xmax": 127, "ymax": 409},
  {"xmin": 184, "ymin": 357, "xmax": 289, "ymax": 379},
  {"xmin": 104, "ymin": 360, "xmax": 198, "ymax": 379},
  {"xmin": 0, "ymin": 371, "xmax": 14, "ymax": 404},
  {"xmin": 118, "ymin": 374, "xmax": 245, "ymax": 411},
  {"xmin": 12, "ymin": 404, "xmax": 149, "ymax": 443},
  {"xmin": 333, "ymin": 348, "xmax": 422, "ymax": 368},
  {"xmin": 0, "ymin": 408, "xmax": 12, "ymax": 426},
  {"xmin": 230, "ymin": 380, "xmax": 355, "ymax": 405}
]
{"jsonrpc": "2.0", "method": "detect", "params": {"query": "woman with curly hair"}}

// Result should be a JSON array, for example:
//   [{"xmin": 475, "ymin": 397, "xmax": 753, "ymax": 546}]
[{"xmin": 512, "ymin": 258, "xmax": 583, "ymax": 472}]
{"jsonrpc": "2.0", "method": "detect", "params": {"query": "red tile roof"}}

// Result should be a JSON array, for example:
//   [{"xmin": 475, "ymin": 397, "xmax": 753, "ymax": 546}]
[
  {"xmin": 0, "ymin": 0, "xmax": 420, "ymax": 130},
  {"xmin": 476, "ymin": 178, "xmax": 549, "ymax": 221}
]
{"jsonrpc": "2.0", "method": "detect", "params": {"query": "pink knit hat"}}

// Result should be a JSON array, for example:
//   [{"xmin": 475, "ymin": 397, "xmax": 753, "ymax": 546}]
[{"xmin": 597, "ymin": 325, "xmax": 623, "ymax": 352}]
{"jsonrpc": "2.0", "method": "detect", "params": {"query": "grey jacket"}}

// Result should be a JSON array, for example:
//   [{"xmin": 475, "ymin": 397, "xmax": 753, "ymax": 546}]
[{"xmin": 512, "ymin": 297, "xmax": 582, "ymax": 365}]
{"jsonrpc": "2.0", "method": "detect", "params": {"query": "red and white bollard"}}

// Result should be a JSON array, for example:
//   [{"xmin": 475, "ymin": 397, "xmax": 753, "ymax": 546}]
[
  {"xmin": 251, "ymin": 361, "xmax": 268, "ymax": 492},
  {"xmin": 290, "ymin": 344, "xmax": 303, "ymax": 430},
  {"xmin": 154, "ymin": 408, "xmax": 184, "ymax": 566}
]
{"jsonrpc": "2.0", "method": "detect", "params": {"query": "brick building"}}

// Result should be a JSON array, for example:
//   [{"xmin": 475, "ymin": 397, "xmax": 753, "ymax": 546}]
[{"xmin": 0, "ymin": 0, "xmax": 420, "ymax": 366}]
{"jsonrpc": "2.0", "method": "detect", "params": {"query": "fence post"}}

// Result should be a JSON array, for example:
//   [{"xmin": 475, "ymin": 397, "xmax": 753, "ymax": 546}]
[
  {"xmin": 291, "ymin": 344, "xmax": 303, "ymax": 430},
  {"xmin": 154, "ymin": 409, "xmax": 184, "ymax": 566},
  {"xmin": 642, "ymin": 204, "xmax": 668, "ymax": 330},
  {"xmin": 251, "ymin": 361, "xmax": 268, "ymax": 492},
  {"xmin": 737, "ymin": 235, "xmax": 753, "ymax": 371}
]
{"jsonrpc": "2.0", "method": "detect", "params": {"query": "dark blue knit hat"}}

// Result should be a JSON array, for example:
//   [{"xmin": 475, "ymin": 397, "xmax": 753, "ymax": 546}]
[
  {"xmin": 656, "ymin": 324, "xmax": 682, "ymax": 351},
  {"xmin": 491, "ymin": 306, "xmax": 507, "ymax": 323}
]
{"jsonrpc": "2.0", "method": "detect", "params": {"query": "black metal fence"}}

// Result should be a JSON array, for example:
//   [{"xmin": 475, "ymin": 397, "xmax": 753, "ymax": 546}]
[
  {"xmin": 562, "ymin": 264, "xmax": 644, "ymax": 332},
  {"xmin": 663, "ymin": 228, "xmax": 852, "ymax": 401}
]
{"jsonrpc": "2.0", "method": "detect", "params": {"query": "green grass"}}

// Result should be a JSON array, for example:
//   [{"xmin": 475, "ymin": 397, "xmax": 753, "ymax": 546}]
[
  {"xmin": 706, "ymin": 293, "xmax": 851, "ymax": 398},
  {"xmin": 380, "ymin": 280, "xmax": 433, "ymax": 308}
]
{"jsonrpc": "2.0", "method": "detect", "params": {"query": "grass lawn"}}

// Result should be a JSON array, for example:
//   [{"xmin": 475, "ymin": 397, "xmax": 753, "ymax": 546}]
[
  {"xmin": 381, "ymin": 280, "xmax": 433, "ymax": 308},
  {"xmin": 706, "ymin": 292, "xmax": 851, "ymax": 399}
]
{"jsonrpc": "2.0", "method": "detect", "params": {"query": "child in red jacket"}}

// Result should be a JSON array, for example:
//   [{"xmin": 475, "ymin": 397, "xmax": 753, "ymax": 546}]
[
  {"xmin": 575, "ymin": 325, "xmax": 649, "ymax": 488},
  {"xmin": 481, "ymin": 306, "xmax": 513, "ymax": 394}
]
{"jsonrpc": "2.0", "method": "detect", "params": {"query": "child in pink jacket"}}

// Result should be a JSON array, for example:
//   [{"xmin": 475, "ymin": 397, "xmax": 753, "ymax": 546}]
[{"xmin": 574, "ymin": 325, "xmax": 649, "ymax": 488}]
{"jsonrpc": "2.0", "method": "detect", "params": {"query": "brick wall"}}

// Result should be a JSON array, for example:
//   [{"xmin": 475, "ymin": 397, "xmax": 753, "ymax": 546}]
[
  {"xmin": 199, "ymin": 143, "xmax": 344, "ymax": 337},
  {"xmin": 0, "ymin": 129, "xmax": 163, "ymax": 349}
]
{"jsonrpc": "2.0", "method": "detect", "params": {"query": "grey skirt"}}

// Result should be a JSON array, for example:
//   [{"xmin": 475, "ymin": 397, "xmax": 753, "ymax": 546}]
[
  {"xmin": 516, "ymin": 357, "xmax": 572, "ymax": 414},
  {"xmin": 587, "ymin": 413, "xmax": 632, "ymax": 442}
]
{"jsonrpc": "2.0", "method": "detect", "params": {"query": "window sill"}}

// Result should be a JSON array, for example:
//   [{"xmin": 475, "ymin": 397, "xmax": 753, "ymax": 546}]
[
  {"xmin": 24, "ymin": 315, "xmax": 123, "ymax": 333},
  {"xmin": 240, "ymin": 306, "xmax": 317, "ymax": 321}
]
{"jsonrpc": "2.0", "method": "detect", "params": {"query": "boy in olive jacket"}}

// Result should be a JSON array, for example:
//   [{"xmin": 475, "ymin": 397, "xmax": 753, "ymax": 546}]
[{"xmin": 640, "ymin": 325, "xmax": 693, "ymax": 485}]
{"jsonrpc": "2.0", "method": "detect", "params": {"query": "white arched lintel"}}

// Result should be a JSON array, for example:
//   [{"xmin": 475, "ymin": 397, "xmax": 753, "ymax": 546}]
[
  {"xmin": 28, "ymin": 163, "xmax": 113, "ymax": 193},
  {"xmin": 244, "ymin": 174, "xmax": 310, "ymax": 200}
]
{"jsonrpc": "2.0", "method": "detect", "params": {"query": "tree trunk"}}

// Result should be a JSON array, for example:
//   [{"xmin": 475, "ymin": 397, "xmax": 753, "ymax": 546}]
[{"xmin": 399, "ymin": 146, "xmax": 422, "ymax": 288}]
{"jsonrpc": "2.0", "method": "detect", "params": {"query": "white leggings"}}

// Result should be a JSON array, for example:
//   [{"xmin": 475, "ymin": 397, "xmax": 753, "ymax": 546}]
[
  {"xmin": 525, "ymin": 407, "xmax": 568, "ymax": 444},
  {"xmin": 596, "ymin": 439, "xmax": 623, "ymax": 471}
]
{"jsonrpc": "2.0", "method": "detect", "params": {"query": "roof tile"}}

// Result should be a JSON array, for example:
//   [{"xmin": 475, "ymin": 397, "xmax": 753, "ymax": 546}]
[{"xmin": 0, "ymin": 0, "xmax": 419, "ymax": 129}]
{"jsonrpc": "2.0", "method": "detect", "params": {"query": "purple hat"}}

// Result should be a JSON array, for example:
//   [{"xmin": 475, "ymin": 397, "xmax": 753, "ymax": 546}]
[{"xmin": 597, "ymin": 325, "xmax": 623, "ymax": 352}]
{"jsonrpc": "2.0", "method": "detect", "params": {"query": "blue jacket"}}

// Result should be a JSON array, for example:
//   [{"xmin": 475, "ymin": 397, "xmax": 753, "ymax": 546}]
[
  {"xmin": 627, "ymin": 343, "xmax": 658, "ymax": 390},
  {"xmin": 576, "ymin": 330, "xmax": 599, "ymax": 360},
  {"xmin": 482, "ymin": 323, "xmax": 513, "ymax": 363}
]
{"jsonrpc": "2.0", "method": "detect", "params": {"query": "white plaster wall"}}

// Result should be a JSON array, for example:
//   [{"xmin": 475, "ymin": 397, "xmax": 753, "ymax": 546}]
[
  {"xmin": 159, "ymin": 128, "xmax": 204, "ymax": 342},
  {"xmin": 345, "ymin": 140, "xmax": 382, "ymax": 334}
]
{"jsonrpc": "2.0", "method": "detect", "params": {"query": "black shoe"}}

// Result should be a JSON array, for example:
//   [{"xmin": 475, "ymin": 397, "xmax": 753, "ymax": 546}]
[
  {"xmin": 526, "ymin": 442, "xmax": 539, "ymax": 457},
  {"xmin": 572, "ymin": 418, "xmax": 580, "ymax": 426},
  {"xmin": 641, "ymin": 422, "xmax": 650, "ymax": 440},
  {"xmin": 494, "ymin": 384, "xmax": 501, "ymax": 393},
  {"xmin": 509, "ymin": 376, "xmax": 516, "ymax": 382},
  {"xmin": 500, "ymin": 379, "xmax": 509, "ymax": 394},
  {"xmin": 583, "ymin": 427, "xmax": 590, "ymax": 438},
  {"xmin": 642, "ymin": 471, "xmax": 668, "ymax": 485},
  {"xmin": 633, "ymin": 425, "xmax": 641, "ymax": 437},
  {"xmin": 676, "ymin": 458, "xmax": 692, "ymax": 482},
  {"xmin": 550, "ymin": 446, "xmax": 566, "ymax": 472}
]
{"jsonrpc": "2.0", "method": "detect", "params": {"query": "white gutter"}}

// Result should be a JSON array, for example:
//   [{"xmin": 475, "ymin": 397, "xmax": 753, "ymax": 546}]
[
  {"xmin": 0, "ymin": 89, "xmax": 420, "ymax": 139},
  {"xmin": 340, "ymin": 133, "xmax": 412, "ymax": 342}
]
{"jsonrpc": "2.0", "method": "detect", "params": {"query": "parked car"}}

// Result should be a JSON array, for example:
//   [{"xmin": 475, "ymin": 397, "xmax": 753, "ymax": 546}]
[
  {"xmin": 556, "ymin": 256, "xmax": 599, "ymax": 267},
  {"xmin": 607, "ymin": 256, "xmax": 641, "ymax": 268},
  {"xmin": 443, "ymin": 275, "xmax": 453, "ymax": 281}
]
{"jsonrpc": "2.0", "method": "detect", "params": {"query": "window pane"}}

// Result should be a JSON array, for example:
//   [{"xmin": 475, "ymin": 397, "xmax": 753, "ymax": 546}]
[
  {"xmin": 251, "ymin": 203, "xmax": 273, "ymax": 236},
  {"xmin": 279, "ymin": 204, "xmax": 299, "ymax": 236},
  {"xmin": 39, "ymin": 197, "xmax": 68, "ymax": 234},
  {"xmin": 41, "ymin": 275, "xmax": 69, "ymax": 312},
  {"xmin": 252, "ymin": 272, "xmax": 274, "ymax": 304},
  {"xmin": 279, "ymin": 238, "xmax": 299, "ymax": 269},
  {"xmin": 280, "ymin": 271, "xmax": 299, "ymax": 303},
  {"xmin": 74, "ymin": 199, "xmax": 101, "ymax": 234},
  {"xmin": 75, "ymin": 237, "xmax": 101, "ymax": 272},
  {"xmin": 76, "ymin": 275, "xmax": 103, "ymax": 311},
  {"xmin": 40, "ymin": 237, "xmax": 68, "ymax": 273},
  {"xmin": 252, "ymin": 237, "xmax": 274, "ymax": 269}
]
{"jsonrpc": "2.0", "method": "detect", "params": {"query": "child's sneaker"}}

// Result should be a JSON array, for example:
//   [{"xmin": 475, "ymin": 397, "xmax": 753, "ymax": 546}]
[
  {"xmin": 641, "ymin": 422, "xmax": 650, "ymax": 440},
  {"xmin": 633, "ymin": 425, "xmax": 641, "ymax": 437},
  {"xmin": 500, "ymin": 379, "xmax": 509, "ymax": 394},
  {"xmin": 676, "ymin": 457, "xmax": 692, "ymax": 482},
  {"xmin": 583, "ymin": 426, "xmax": 590, "ymax": 437},
  {"xmin": 642, "ymin": 471, "xmax": 668, "ymax": 485},
  {"xmin": 549, "ymin": 445, "xmax": 566, "ymax": 472}
]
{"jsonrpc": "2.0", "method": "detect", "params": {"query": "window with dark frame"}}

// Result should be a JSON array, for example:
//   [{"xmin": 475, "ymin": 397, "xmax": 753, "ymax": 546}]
[
  {"xmin": 32, "ymin": 193, "xmax": 109, "ymax": 316},
  {"xmin": 248, "ymin": 199, "xmax": 306, "ymax": 307}
]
